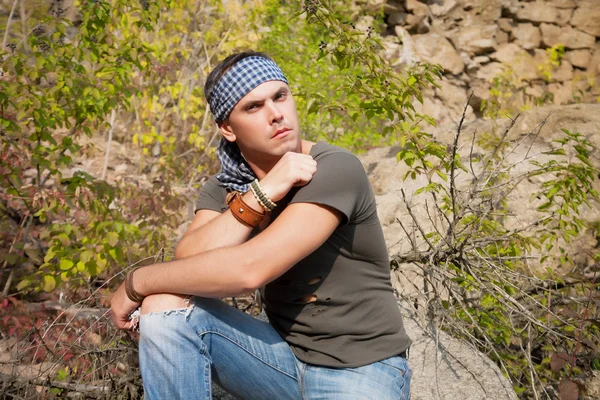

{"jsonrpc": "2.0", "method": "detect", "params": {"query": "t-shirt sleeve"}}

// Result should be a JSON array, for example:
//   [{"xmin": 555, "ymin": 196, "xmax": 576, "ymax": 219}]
[
  {"xmin": 288, "ymin": 151, "xmax": 374, "ymax": 225},
  {"xmin": 195, "ymin": 176, "xmax": 228, "ymax": 214}
]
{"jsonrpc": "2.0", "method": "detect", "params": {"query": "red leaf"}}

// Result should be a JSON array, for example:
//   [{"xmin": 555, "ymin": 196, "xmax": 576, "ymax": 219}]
[
  {"xmin": 558, "ymin": 379, "xmax": 578, "ymax": 400},
  {"xmin": 550, "ymin": 352, "xmax": 571, "ymax": 372}
]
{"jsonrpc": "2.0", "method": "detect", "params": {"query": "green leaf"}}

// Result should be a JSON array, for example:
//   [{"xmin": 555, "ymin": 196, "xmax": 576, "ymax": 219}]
[
  {"xmin": 107, "ymin": 232, "xmax": 119, "ymax": 247},
  {"xmin": 60, "ymin": 259, "xmax": 74, "ymax": 271},
  {"xmin": 42, "ymin": 275, "xmax": 56, "ymax": 292},
  {"xmin": 80, "ymin": 250, "xmax": 94, "ymax": 264}
]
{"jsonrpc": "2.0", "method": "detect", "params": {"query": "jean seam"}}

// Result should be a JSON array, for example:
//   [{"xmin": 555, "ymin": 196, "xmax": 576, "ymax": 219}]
[
  {"xmin": 379, "ymin": 360, "xmax": 408, "ymax": 377},
  {"xmin": 198, "ymin": 329, "xmax": 298, "ymax": 381}
]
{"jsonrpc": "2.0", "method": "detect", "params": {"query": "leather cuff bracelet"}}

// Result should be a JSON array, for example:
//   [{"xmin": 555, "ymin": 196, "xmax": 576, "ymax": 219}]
[
  {"xmin": 125, "ymin": 267, "xmax": 145, "ymax": 303},
  {"xmin": 226, "ymin": 191, "xmax": 265, "ymax": 228}
]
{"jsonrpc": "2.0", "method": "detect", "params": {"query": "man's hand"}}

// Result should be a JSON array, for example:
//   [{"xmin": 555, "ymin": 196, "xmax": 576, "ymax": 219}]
[
  {"xmin": 110, "ymin": 282, "xmax": 142, "ymax": 330},
  {"xmin": 259, "ymin": 152, "xmax": 317, "ymax": 202}
]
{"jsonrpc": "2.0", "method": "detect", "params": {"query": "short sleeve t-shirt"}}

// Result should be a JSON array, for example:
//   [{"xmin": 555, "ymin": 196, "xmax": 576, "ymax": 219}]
[{"xmin": 196, "ymin": 142, "xmax": 411, "ymax": 367}]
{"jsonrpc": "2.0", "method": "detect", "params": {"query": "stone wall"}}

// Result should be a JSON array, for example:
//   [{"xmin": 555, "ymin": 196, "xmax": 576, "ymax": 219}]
[{"xmin": 373, "ymin": 0, "xmax": 600, "ymax": 125}]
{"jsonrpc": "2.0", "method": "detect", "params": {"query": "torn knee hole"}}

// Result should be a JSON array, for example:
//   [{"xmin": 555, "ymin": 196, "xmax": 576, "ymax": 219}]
[{"xmin": 140, "ymin": 294, "xmax": 193, "ymax": 315}]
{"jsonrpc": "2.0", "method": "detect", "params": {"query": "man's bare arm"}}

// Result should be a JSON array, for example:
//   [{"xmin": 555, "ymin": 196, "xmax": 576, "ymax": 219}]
[
  {"xmin": 174, "ymin": 194, "xmax": 261, "ymax": 259},
  {"xmin": 111, "ymin": 202, "xmax": 342, "ymax": 328},
  {"xmin": 175, "ymin": 151, "xmax": 317, "ymax": 259}
]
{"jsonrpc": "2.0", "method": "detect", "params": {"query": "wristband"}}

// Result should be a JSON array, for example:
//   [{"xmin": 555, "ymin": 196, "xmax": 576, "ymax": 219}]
[
  {"xmin": 125, "ymin": 267, "xmax": 145, "ymax": 303},
  {"xmin": 250, "ymin": 179, "xmax": 277, "ymax": 212},
  {"xmin": 226, "ymin": 191, "xmax": 265, "ymax": 227}
]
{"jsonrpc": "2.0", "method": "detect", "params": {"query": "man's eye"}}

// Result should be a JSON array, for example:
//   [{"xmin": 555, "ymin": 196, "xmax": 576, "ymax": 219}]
[
  {"xmin": 246, "ymin": 105, "xmax": 258, "ymax": 111},
  {"xmin": 275, "ymin": 92, "xmax": 287, "ymax": 100}
]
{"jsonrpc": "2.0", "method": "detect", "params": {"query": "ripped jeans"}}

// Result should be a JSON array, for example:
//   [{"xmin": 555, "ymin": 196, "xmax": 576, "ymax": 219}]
[{"xmin": 139, "ymin": 297, "xmax": 411, "ymax": 400}]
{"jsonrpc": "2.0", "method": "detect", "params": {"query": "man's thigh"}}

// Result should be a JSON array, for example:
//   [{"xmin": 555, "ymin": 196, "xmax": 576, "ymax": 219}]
[
  {"xmin": 301, "ymin": 355, "xmax": 411, "ymax": 400},
  {"xmin": 140, "ymin": 295, "xmax": 302, "ymax": 400}
]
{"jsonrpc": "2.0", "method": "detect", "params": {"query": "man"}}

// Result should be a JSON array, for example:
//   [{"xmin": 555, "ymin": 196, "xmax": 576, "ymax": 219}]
[{"xmin": 110, "ymin": 51, "xmax": 411, "ymax": 399}]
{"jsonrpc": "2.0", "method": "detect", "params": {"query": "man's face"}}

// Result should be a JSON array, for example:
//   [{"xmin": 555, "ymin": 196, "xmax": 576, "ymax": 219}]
[{"xmin": 219, "ymin": 80, "xmax": 301, "ymax": 160}]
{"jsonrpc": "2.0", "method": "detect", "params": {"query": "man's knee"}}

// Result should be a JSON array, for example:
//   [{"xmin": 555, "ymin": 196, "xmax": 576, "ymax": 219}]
[{"xmin": 141, "ymin": 293, "xmax": 192, "ymax": 315}]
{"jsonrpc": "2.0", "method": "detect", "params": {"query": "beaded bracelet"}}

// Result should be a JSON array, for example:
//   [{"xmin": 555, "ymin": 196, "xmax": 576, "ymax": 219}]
[{"xmin": 250, "ymin": 179, "xmax": 277, "ymax": 212}]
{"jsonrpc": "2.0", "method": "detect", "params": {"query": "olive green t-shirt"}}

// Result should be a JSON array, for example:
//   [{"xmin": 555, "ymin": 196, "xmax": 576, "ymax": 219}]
[{"xmin": 196, "ymin": 142, "xmax": 411, "ymax": 367}]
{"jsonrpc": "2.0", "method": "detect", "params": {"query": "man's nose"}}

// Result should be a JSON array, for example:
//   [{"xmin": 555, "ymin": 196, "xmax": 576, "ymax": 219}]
[{"xmin": 267, "ymin": 101, "xmax": 283, "ymax": 123}]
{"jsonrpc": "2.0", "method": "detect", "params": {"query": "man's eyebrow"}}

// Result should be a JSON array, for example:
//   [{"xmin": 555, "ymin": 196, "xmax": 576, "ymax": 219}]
[{"xmin": 239, "ymin": 86, "xmax": 289, "ymax": 108}]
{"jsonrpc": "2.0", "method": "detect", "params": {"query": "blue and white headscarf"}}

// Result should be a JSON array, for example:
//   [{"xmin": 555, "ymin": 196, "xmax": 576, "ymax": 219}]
[{"xmin": 208, "ymin": 56, "xmax": 288, "ymax": 192}]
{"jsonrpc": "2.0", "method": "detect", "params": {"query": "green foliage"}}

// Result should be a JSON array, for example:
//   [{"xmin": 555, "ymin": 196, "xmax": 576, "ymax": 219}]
[
  {"xmin": 391, "ymin": 117, "xmax": 600, "ymax": 396},
  {"xmin": 253, "ymin": 0, "xmax": 442, "ymax": 152},
  {"xmin": 0, "ymin": 0, "xmax": 177, "ymax": 293}
]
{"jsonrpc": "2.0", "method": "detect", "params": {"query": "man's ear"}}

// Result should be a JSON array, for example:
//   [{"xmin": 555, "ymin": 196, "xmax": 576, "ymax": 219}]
[{"xmin": 219, "ymin": 121, "xmax": 236, "ymax": 143}]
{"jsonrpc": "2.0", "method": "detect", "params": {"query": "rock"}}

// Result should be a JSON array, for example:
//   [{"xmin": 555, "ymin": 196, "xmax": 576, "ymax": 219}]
[
  {"xmin": 451, "ymin": 25, "xmax": 498, "ymax": 56},
  {"xmin": 550, "ymin": 0, "xmax": 577, "ymax": 9},
  {"xmin": 387, "ymin": 12, "xmax": 407, "ymax": 26},
  {"xmin": 555, "ymin": 8, "xmax": 573, "ymax": 26},
  {"xmin": 565, "ymin": 49, "xmax": 592, "ymax": 69},
  {"xmin": 516, "ymin": 1, "xmax": 558, "ymax": 23},
  {"xmin": 435, "ymin": 79, "xmax": 469, "ymax": 115},
  {"xmin": 540, "ymin": 24, "xmax": 596, "ymax": 49},
  {"xmin": 570, "ymin": 5, "xmax": 600, "ymax": 37},
  {"xmin": 589, "ymin": 47, "xmax": 600, "ymax": 75},
  {"xmin": 512, "ymin": 23, "xmax": 541, "ymax": 50},
  {"xmin": 476, "ymin": 62, "xmax": 504, "ymax": 81},
  {"xmin": 586, "ymin": 371, "xmax": 600, "ymax": 399},
  {"xmin": 430, "ymin": 0, "xmax": 457, "ymax": 17},
  {"xmin": 548, "ymin": 82, "xmax": 573, "ymax": 105},
  {"xmin": 401, "ymin": 311, "xmax": 518, "ymax": 400},
  {"xmin": 384, "ymin": 0, "xmax": 405, "ymax": 13},
  {"xmin": 496, "ymin": 30, "xmax": 509, "ymax": 45},
  {"xmin": 497, "ymin": 18, "xmax": 513, "ymax": 33},
  {"xmin": 392, "ymin": 26, "xmax": 419, "ymax": 67},
  {"xmin": 405, "ymin": 13, "xmax": 427, "ymax": 32},
  {"xmin": 405, "ymin": 0, "xmax": 428, "ymax": 16},
  {"xmin": 552, "ymin": 60, "xmax": 574, "ymax": 82},
  {"xmin": 491, "ymin": 44, "xmax": 538, "ymax": 80},
  {"xmin": 413, "ymin": 33, "xmax": 465, "ymax": 75}
]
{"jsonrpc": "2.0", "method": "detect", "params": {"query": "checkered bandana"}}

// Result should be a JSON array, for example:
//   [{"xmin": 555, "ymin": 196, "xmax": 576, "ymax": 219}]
[
  {"xmin": 210, "ymin": 56, "xmax": 288, "ymax": 192},
  {"xmin": 208, "ymin": 56, "xmax": 288, "ymax": 123},
  {"xmin": 216, "ymin": 137, "xmax": 255, "ymax": 192}
]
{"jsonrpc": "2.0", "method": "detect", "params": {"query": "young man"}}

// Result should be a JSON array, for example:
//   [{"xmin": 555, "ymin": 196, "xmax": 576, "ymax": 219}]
[{"xmin": 110, "ymin": 51, "xmax": 412, "ymax": 399}]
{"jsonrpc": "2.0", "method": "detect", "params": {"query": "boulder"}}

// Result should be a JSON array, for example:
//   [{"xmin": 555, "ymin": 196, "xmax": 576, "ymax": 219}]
[
  {"xmin": 387, "ymin": 11, "xmax": 408, "ymax": 26},
  {"xmin": 405, "ymin": 0, "xmax": 428, "ymax": 16},
  {"xmin": 400, "ymin": 308, "xmax": 519, "ymax": 400},
  {"xmin": 552, "ymin": 60, "xmax": 574, "ymax": 82},
  {"xmin": 476, "ymin": 62, "xmax": 504, "ymax": 81},
  {"xmin": 549, "ymin": 0, "xmax": 577, "ymax": 9},
  {"xmin": 548, "ymin": 81, "xmax": 573, "ymax": 105},
  {"xmin": 570, "ymin": 5, "xmax": 600, "ymax": 37},
  {"xmin": 512, "ymin": 23, "xmax": 541, "ymax": 50},
  {"xmin": 490, "ymin": 43, "xmax": 537, "ymax": 80},
  {"xmin": 540, "ymin": 24, "xmax": 596, "ymax": 49},
  {"xmin": 497, "ymin": 18, "xmax": 514, "ymax": 33},
  {"xmin": 496, "ymin": 29, "xmax": 509, "ymax": 45},
  {"xmin": 516, "ymin": 1, "xmax": 558, "ymax": 23},
  {"xmin": 413, "ymin": 33, "xmax": 465, "ymax": 75},
  {"xmin": 451, "ymin": 25, "xmax": 498, "ymax": 56},
  {"xmin": 429, "ymin": 0, "xmax": 457, "ymax": 17},
  {"xmin": 565, "ymin": 49, "xmax": 592, "ymax": 69},
  {"xmin": 384, "ymin": 0, "xmax": 405, "ymax": 13},
  {"xmin": 435, "ymin": 78, "xmax": 469, "ymax": 115},
  {"xmin": 589, "ymin": 47, "xmax": 600, "ymax": 75},
  {"xmin": 555, "ymin": 8, "xmax": 573, "ymax": 26}
]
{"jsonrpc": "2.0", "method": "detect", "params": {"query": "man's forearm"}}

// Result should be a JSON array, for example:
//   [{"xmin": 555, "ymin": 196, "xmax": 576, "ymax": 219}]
[
  {"xmin": 174, "ymin": 192, "xmax": 266, "ymax": 259},
  {"xmin": 137, "ymin": 244, "xmax": 260, "ymax": 298}
]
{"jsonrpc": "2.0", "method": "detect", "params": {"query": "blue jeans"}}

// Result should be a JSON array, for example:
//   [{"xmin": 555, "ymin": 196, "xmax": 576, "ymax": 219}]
[{"xmin": 139, "ymin": 297, "xmax": 411, "ymax": 400}]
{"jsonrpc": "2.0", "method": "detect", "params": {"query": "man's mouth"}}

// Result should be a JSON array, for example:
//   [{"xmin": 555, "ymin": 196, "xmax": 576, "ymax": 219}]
[{"xmin": 272, "ymin": 127, "xmax": 291, "ymax": 138}]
